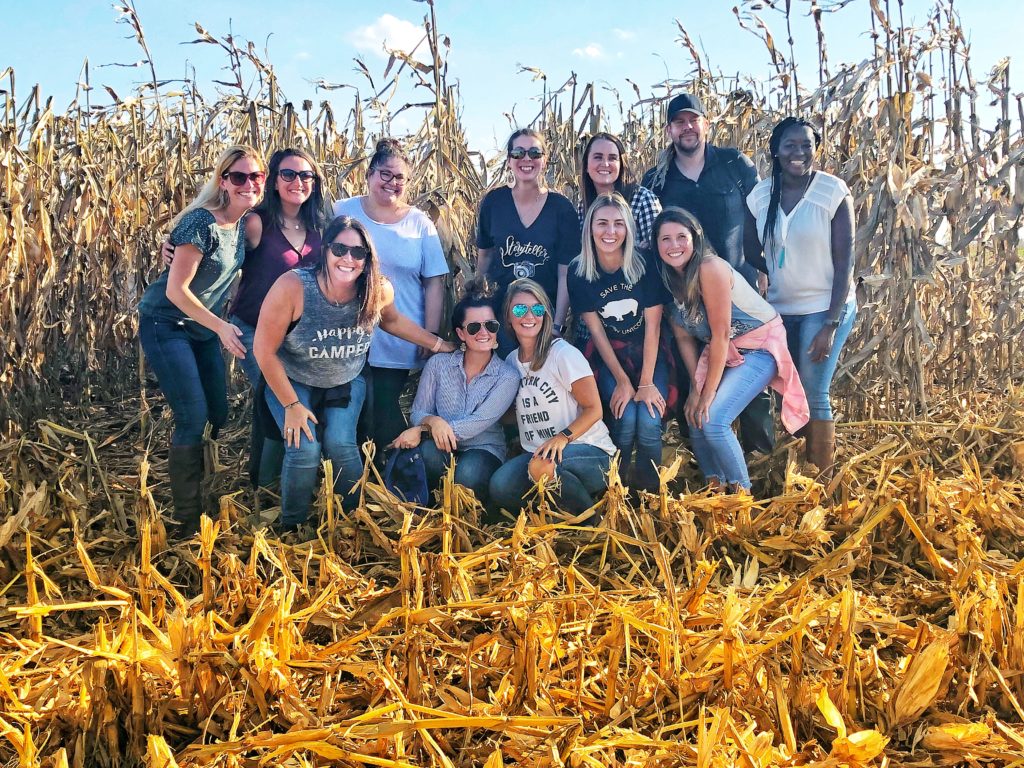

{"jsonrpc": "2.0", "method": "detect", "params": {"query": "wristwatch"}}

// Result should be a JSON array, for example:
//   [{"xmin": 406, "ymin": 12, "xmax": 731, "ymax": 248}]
[{"xmin": 559, "ymin": 426, "xmax": 574, "ymax": 441}]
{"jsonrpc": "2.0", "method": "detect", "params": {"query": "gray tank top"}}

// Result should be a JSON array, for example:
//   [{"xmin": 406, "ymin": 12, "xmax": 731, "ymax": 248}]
[{"xmin": 278, "ymin": 267, "xmax": 373, "ymax": 388}]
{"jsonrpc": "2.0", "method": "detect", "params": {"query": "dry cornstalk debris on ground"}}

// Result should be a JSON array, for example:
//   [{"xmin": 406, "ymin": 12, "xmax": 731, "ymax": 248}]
[{"xmin": 0, "ymin": 386, "xmax": 1021, "ymax": 766}]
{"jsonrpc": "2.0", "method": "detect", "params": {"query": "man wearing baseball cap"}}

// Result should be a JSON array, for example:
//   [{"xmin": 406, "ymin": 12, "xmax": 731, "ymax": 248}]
[{"xmin": 641, "ymin": 92, "xmax": 775, "ymax": 456}]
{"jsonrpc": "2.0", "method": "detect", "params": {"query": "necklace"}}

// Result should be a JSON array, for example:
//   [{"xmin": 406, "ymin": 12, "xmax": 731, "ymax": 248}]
[
  {"xmin": 317, "ymin": 275, "xmax": 352, "ymax": 307},
  {"xmin": 281, "ymin": 216, "xmax": 304, "ymax": 231}
]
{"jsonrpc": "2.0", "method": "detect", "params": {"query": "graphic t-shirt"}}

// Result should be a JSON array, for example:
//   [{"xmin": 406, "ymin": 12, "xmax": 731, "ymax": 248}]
[
  {"xmin": 507, "ymin": 340, "xmax": 617, "ymax": 455},
  {"xmin": 567, "ymin": 252, "xmax": 670, "ymax": 345},
  {"xmin": 476, "ymin": 186, "xmax": 581, "ymax": 302},
  {"xmin": 333, "ymin": 197, "xmax": 448, "ymax": 369}
]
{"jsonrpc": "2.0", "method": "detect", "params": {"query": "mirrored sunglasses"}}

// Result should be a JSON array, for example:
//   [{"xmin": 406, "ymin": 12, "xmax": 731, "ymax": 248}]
[
  {"xmin": 511, "ymin": 303, "xmax": 546, "ymax": 318},
  {"xmin": 509, "ymin": 147, "xmax": 545, "ymax": 160}
]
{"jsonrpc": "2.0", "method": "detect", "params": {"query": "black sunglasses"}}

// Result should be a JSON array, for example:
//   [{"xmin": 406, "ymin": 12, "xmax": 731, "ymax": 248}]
[
  {"xmin": 463, "ymin": 320, "xmax": 500, "ymax": 335},
  {"xmin": 509, "ymin": 147, "xmax": 545, "ymax": 160},
  {"xmin": 222, "ymin": 170, "xmax": 266, "ymax": 186},
  {"xmin": 278, "ymin": 168, "xmax": 316, "ymax": 183},
  {"xmin": 328, "ymin": 243, "xmax": 369, "ymax": 261}
]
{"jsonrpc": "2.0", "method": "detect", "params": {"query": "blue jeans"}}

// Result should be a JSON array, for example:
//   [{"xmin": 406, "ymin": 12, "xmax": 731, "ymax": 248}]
[
  {"xmin": 139, "ymin": 317, "xmax": 228, "ymax": 446},
  {"xmin": 232, "ymin": 315, "xmax": 284, "ymax": 486},
  {"xmin": 782, "ymin": 299, "xmax": 857, "ymax": 420},
  {"xmin": 266, "ymin": 376, "xmax": 367, "ymax": 526},
  {"xmin": 489, "ymin": 443, "xmax": 611, "ymax": 518},
  {"xmin": 419, "ymin": 440, "xmax": 502, "ymax": 503},
  {"xmin": 690, "ymin": 349, "xmax": 777, "ymax": 489},
  {"xmin": 596, "ymin": 359, "xmax": 668, "ymax": 492}
]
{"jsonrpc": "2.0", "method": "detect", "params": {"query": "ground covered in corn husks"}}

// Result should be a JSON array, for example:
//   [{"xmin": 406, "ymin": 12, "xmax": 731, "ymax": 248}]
[{"xmin": 1, "ymin": 387, "xmax": 1023, "ymax": 767}]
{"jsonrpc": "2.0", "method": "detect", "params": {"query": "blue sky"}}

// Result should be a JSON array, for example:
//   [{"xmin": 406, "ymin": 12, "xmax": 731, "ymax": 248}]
[{"xmin": 4, "ymin": 1, "xmax": 1020, "ymax": 152}]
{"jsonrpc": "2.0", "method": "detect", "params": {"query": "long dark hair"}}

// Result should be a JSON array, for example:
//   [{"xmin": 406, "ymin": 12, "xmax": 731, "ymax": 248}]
[
  {"xmin": 506, "ymin": 128, "xmax": 546, "ymax": 156},
  {"xmin": 318, "ymin": 216, "xmax": 387, "ymax": 329},
  {"xmin": 256, "ymin": 147, "xmax": 329, "ymax": 233},
  {"xmin": 762, "ymin": 117, "xmax": 822, "ymax": 259},
  {"xmin": 654, "ymin": 207, "xmax": 713, "ymax": 325},
  {"xmin": 579, "ymin": 132, "xmax": 634, "ymax": 213}
]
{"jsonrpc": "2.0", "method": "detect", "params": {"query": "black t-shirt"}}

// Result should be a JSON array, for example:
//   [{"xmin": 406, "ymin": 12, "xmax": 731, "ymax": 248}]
[
  {"xmin": 476, "ymin": 186, "xmax": 581, "ymax": 301},
  {"xmin": 568, "ymin": 251, "xmax": 670, "ymax": 347},
  {"xmin": 641, "ymin": 144, "xmax": 758, "ymax": 286}
]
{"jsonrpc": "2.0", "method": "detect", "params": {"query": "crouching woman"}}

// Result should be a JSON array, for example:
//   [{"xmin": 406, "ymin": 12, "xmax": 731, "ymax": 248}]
[
  {"xmin": 254, "ymin": 215, "xmax": 454, "ymax": 530},
  {"xmin": 488, "ymin": 278, "xmax": 617, "ymax": 521}
]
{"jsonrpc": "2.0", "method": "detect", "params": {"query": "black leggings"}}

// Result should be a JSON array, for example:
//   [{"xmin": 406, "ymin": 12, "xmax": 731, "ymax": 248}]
[{"xmin": 361, "ymin": 366, "xmax": 411, "ymax": 457}]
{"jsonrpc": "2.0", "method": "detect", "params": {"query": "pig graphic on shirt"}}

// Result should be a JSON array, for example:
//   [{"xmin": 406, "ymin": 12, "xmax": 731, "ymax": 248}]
[{"xmin": 598, "ymin": 298, "xmax": 638, "ymax": 322}]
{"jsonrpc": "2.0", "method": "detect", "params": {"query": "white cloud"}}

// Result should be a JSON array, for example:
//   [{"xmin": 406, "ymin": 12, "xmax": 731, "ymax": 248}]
[
  {"xmin": 293, "ymin": 51, "xmax": 312, "ymax": 61},
  {"xmin": 349, "ymin": 14, "xmax": 427, "ymax": 59},
  {"xmin": 612, "ymin": 28, "xmax": 636, "ymax": 41},
  {"xmin": 572, "ymin": 43, "xmax": 605, "ymax": 59}
]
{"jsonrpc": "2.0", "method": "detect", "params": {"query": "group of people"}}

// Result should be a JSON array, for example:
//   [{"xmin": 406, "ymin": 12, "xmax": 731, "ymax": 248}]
[{"xmin": 139, "ymin": 91, "xmax": 857, "ymax": 537}]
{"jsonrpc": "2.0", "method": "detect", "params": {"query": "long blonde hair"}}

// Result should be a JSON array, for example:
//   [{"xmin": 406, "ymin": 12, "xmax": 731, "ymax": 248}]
[
  {"xmin": 573, "ymin": 192, "xmax": 644, "ymax": 285},
  {"xmin": 654, "ymin": 207, "xmax": 711, "ymax": 324},
  {"xmin": 503, "ymin": 278, "xmax": 556, "ymax": 372},
  {"xmin": 172, "ymin": 144, "xmax": 265, "ymax": 227}
]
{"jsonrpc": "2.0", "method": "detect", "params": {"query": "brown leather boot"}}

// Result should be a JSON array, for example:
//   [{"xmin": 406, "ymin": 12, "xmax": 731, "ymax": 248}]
[
  {"xmin": 805, "ymin": 419, "xmax": 836, "ymax": 482},
  {"xmin": 168, "ymin": 444, "xmax": 205, "ymax": 537}
]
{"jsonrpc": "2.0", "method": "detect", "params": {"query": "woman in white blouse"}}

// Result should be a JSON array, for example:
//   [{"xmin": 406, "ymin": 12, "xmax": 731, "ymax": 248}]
[{"xmin": 744, "ymin": 116, "xmax": 856, "ymax": 479}]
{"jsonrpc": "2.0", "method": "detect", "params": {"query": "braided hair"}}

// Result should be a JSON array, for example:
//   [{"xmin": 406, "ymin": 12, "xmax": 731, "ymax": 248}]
[{"xmin": 762, "ymin": 117, "xmax": 822, "ymax": 260}]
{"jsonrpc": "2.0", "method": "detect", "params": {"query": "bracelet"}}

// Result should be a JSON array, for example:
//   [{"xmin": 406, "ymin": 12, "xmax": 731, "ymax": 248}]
[
  {"xmin": 284, "ymin": 400, "xmax": 301, "ymax": 410},
  {"xmin": 431, "ymin": 336, "xmax": 444, "ymax": 352},
  {"xmin": 637, "ymin": 384, "xmax": 657, "ymax": 389}
]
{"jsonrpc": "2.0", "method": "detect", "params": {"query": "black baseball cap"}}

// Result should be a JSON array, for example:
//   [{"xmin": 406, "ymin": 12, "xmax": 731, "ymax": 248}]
[{"xmin": 666, "ymin": 93, "xmax": 705, "ymax": 120}]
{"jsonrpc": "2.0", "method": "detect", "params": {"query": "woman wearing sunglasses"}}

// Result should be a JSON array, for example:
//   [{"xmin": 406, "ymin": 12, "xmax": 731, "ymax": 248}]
[
  {"xmin": 254, "ymin": 216, "xmax": 456, "ymax": 531},
  {"xmin": 333, "ymin": 138, "xmax": 449, "ymax": 458},
  {"xmin": 476, "ymin": 130, "xmax": 581, "ymax": 354},
  {"xmin": 488, "ymin": 278, "xmax": 616, "ymax": 521},
  {"xmin": 139, "ymin": 145, "xmax": 266, "ymax": 535},
  {"xmin": 159, "ymin": 147, "xmax": 331, "ymax": 486},
  {"xmin": 390, "ymin": 289, "xmax": 520, "ymax": 504},
  {"xmin": 569, "ymin": 193, "xmax": 673, "ymax": 493}
]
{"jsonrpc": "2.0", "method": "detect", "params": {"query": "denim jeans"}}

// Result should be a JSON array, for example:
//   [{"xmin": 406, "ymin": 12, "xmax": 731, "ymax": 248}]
[
  {"xmin": 690, "ymin": 349, "xmax": 777, "ymax": 489},
  {"xmin": 232, "ymin": 315, "xmax": 284, "ymax": 486},
  {"xmin": 230, "ymin": 315, "xmax": 262, "ymax": 388},
  {"xmin": 360, "ymin": 366, "xmax": 411, "ymax": 460},
  {"xmin": 782, "ymin": 299, "xmax": 857, "ymax": 420},
  {"xmin": 419, "ymin": 440, "xmax": 502, "ymax": 503},
  {"xmin": 266, "ymin": 375, "xmax": 367, "ymax": 526},
  {"xmin": 596, "ymin": 359, "xmax": 668, "ymax": 492},
  {"xmin": 489, "ymin": 443, "xmax": 612, "ymax": 519},
  {"xmin": 139, "ymin": 316, "xmax": 228, "ymax": 446}
]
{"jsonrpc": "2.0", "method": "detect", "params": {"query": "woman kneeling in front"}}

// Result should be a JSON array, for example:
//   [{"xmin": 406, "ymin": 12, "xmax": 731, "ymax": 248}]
[
  {"xmin": 254, "ymin": 215, "xmax": 454, "ymax": 531},
  {"xmin": 488, "ymin": 278, "xmax": 616, "ymax": 521}
]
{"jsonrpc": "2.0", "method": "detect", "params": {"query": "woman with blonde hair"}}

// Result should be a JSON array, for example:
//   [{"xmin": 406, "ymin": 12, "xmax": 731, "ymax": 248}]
[
  {"xmin": 139, "ymin": 145, "xmax": 266, "ymax": 535},
  {"xmin": 254, "ymin": 216, "xmax": 455, "ymax": 531},
  {"xmin": 488, "ymin": 278, "xmax": 616, "ymax": 520},
  {"xmin": 568, "ymin": 192, "xmax": 673, "ymax": 492}
]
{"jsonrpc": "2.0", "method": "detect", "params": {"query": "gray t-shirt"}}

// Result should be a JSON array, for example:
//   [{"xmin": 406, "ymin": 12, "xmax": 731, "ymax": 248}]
[
  {"xmin": 277, "ymin": 268, "xmax": 374, "ymax": 388},
  {"xmin": 138, "ymin": 208, "xmax": 247, "ymax": 339}
]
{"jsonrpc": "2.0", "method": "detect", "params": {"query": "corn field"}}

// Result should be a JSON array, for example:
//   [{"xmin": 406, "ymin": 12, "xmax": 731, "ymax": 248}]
[{"xmin": 1, "ymin": 1, "xmax": 1023, "ymax": 766}]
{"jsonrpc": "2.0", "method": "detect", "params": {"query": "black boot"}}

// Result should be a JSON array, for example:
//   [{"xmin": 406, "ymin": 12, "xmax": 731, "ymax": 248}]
[{"xmin": 168, "ymin": 444, "xmax": 205, "ymax": 538}]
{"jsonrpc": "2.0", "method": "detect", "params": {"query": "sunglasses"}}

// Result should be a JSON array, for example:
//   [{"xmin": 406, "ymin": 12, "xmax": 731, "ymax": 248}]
[
  {"xmin": 463, "ymin": 320, "xmax": 500, "ymax": 335},
  {"xmin": 511, "ymin": 303, "xmax": 546, "ymax": 319},
  {"xmin": 221, "ymin": 171, "xmax": 266, "ymax": 186},
  {"xmin": 328, "ymin": 243, "xmax": 369, "ymax": 261},
  {"xmin": 509, "ymin": 147, "xmax": 545, "ymax": 160},
  {"xmin": 278, "ymin": 168, "xmax": 316, "ymax": 183},
  {"xmin": 377, "ymin": 168, "xmax": 407, "ymax": 184}
]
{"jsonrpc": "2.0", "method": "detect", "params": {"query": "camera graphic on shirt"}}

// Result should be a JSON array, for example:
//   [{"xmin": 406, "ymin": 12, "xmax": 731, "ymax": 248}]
[{"xmin": 512, "ymin": 262, "xmax": 535, "ymax": 279}]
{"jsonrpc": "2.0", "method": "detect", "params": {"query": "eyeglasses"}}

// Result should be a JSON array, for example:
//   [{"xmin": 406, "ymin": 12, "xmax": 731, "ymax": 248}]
[
  {"xmin": 509, "ymin": 147, "xmax": 545, "ymax": 160},
  {"xmin": 278, "ymin": 169, "xmax": 316, "ymax": 183},
  {"xmin": 221, "ymin": 171, "xmax": 266, "ymax": 186},
  {"xmin": 328, "ymin": 243, "xmax": 369, "ymax": 261},
  {"xmin": 511, "ymin": 303, "xmax": 546, "ymax": 318},
  {"xmin": 464, "ymin": 320, "xmax": 500, "ymax": 335},
  {"xmin": 376, "ymin": 168, "xmax": 407, "ymax": 184}
]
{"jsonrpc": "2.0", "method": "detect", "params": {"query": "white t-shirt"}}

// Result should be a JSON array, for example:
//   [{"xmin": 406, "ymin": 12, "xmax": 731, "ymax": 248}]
[
  {"xmin": 333, "ymin": 197, "xmax": 449, "ymax": 368},
  {"xmin": 507, "ymin": 340, "xmax": 617, "ymax": 455},
  {"xmin": 746, "ymin": 171, "xmax": 855, "ymax": 315}
]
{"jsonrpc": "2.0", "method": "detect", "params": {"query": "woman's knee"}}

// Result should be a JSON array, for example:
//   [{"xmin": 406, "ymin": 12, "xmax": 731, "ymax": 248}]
[{"xmin": 284, "ymin": 438, "xmax": 323, "ymax": 469}]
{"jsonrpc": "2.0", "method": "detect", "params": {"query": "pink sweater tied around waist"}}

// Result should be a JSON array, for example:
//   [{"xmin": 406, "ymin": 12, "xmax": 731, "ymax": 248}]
[{"xmin": 694, "ymin": 315, "xmax": 810, "ymax": 435}]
